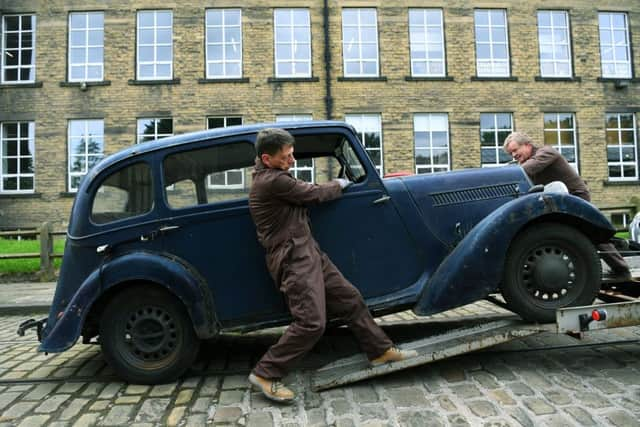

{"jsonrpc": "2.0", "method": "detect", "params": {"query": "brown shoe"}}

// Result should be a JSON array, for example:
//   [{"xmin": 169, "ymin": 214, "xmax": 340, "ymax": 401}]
[
  {"xmin": 249, "ymin": 373, "xmax": 295, "ymax": 403},
  {"xmin": 370, "ymin": 346, "xmax": 418, "ymax": 367}
]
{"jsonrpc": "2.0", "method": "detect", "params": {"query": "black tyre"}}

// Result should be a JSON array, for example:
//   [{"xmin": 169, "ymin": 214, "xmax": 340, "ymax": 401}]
[
  {"xmin": 502, "ymin": 223, "xmax": 601, "ymax": 323},
  {"xmin": 99, "ymin": 285, "xmax": 200, "ymax": 384}
]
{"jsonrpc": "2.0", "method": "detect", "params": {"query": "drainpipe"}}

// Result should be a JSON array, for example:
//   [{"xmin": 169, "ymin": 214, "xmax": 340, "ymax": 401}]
[{"xmin": 323, "ymin": 0, "xmax": 333, "ymax": 120}]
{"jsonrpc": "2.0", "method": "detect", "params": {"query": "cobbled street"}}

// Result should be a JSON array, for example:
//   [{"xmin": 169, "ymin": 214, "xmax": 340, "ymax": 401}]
[{"xmin": 1, "ymin": 301, "xmax": 639, "ymax": 427}]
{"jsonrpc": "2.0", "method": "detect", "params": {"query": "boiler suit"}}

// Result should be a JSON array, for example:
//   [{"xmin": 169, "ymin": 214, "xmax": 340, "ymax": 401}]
[{"xmin": 249, "ymin": 159, "xmax": 392, "ymax": 379}]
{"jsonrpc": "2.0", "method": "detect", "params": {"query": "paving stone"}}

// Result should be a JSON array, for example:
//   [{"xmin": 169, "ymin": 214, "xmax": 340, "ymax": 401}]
[
  {"xmin": 438, "ymin": 364, "xmax": 466, "ymax": 383},
  {"xmin": 222, "ymin": 375, "xmax": 248, "ymax": 390},
  {"xmin": 213, "ymin": 406, "xmax": 243, "ymax": 424},
  {"xmin": 449, "ymin": 384, "xmax": 482, "ymax": 399},
  {"xmin": 59, "ymin": 398, "xmax": 90, "ymax": 421},
  {"xmin": 437, "ymin": 395, "xmax": 457, "ymax": 412},
  {"xmin": 543, "ymin": 390, "xmax": 572, "ymax": 406},
  {"xmin": 468, "ymin": 400, "xmax": 498, "ymax": 417},
  {"xmin": 35, "ymin": 394, "xmax": 71, "ymax": 413},
  {"xmin": 24, "ymin": 383, "xmax": 57, "ymax": 400},
  {"xmin": 471, "ymin": 371, "xmax": 499, "ymax": 389},
  {"xmin": 184, "ymin": 414, "xmax": 208, "ymax": 427},
  {"xmin": 181, "ymin": 377, "xmax": 201, "ymax": 388},
  {"xmin": 563, "ymin": 406, "xmax": 597, "ymax": 426},
  {"xmin": 524, "ymin": 398, "xmax": 556, "ymax": 416},
  {"xmin": 88, "ymin": 400, "xmax": 110, "ymax": 411},
  {"xmin": 219, "ymin": 390, "xmax": 245, "ymax": 405},
  {"xmin": 397, "ymin": 410, "xmax": 445, "ymax": 427},
  {"xmin": 483, "ymin": 363, "xmax": 517, "ymax": 381},
  {"xmin": 358, "ymin": 404, "xmax": 388, "ymax": 422},
  {"xmin": 508, "ymin": 407, "xmax": 535, "ymax": 427},
  {"xmin": 71, "ymin": 412, "xmax": 101, "ymax": 427},
  {"xmin": 125, "ymin": 384, "xmax": 150, "ymax": 395},
  {"xmin": 57, "ymin": 382, "xmax": 84, "ymax": 394},
  {"xmin": 447, "ymin": 414, "xmax": 471, "ymax": 427},
  {"xmin": 101, "ymin": 404, "xmax": 134, "ymax": 426},
  {"xmin": 351, "ymin": 384, "xmax": 379, "ymax": 403},
  {"xmin": 115, "ymin": 396, "xmax": 141, "ymax": 404},
  {"xmin": 302, "ymin": 390, "xmax": 323, "ymax": 409},
  {"xmin": 149, "ymin": 383, "xmax": 177, "ymax": 397},
  {"xmin": 508, "ymin": 382, "xmax": 535, "ymax": 396},
  {"xmin": 200, "ymin": 377, "xmax": 219, "ymax": 396},
  {"xmin": 306, "ymin": 408, "xmax": 325, "ymax": 426},
  {"xmin": 246, "ymin": 411, "xmax": 274, "ymax": 427},
  {"xmin": 579, "ymin": 391, "xmax": 612, "ymax": 409},
  {"xmin": 386, "ymin": 387, "xmax": 428, "ymax": 407},
  {"xmin": 603, "ymin": 410, "xmax": 640, "ymax": 427},
  {"xmin": 0, "ymin": 402, "xmax": 38, "ymax": 421},
  {"xmin": 81, "ymin": 383, "xmax": 105, "ymax": 397},
  {"xmin": 0, "ymin": 392, "xmax": 20, "ymax": 411},
  {"xmin": 488, "ymin": 389, "xmax": 515, "ymax": 406},
  {"xmin": 17, "ymin": 415, "xmax": 50, "ymax": 427},
  {"xmin": 167, "ymin": 406, "xmax": 186, "ymax": 427},
  {"xmin": 191, "ymin": 397, "xmax": 211, "ymax": 413},
  {"xmin": 135, "ymin": 398, "xmax": 171, "ymax": 423},
  {"xmin": 175, "ymin": 389, "xmax": 194, "ymax": 405},
  {"xmin": 587, "ymin": 378, "xmax": 622, "ymax": 394},
  {"xmin": 335, "ymin": 418, "xmax": 356, "ymax": 427},
  {"xmin": 49, "ymin": 422, "xmax": 70, "ymax": 427},
  {"xmin": 98, "ymin": 383, "xmax": 121, "ymax": 399},
  {"xmin": 331, "ymin": 399, "xmax": 353, "ymax": 417}
]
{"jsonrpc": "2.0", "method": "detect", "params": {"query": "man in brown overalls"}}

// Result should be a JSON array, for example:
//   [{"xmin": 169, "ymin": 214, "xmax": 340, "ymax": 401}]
[
  {"xmin": 504, "ymin": 131, "xmax": 633, "ymax": 281},
  {"xmin": 248, "ymin": 128, "xmax": 417, "ymax": 403}
]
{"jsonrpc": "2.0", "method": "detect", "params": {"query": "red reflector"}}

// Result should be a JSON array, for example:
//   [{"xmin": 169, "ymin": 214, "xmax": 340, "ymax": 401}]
[{"xmin": 591, "ymin": 310, "xmax": 601, "ymax": 321}]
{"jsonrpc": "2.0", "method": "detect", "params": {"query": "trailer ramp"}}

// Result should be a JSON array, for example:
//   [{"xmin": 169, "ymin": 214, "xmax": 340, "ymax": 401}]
[{"xmin": 311, "ymin": 319, "xmax": 551, "ymax": 391}]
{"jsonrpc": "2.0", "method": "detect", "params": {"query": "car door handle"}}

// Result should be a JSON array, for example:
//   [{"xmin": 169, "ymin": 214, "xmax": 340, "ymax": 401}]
[
  {"xmin": 373, "ymin": 195, "xmax": 391, "ymax": 204},
  {"xmin": 159, "ymin": 225, "xmax": 180, "ymax": 233}
]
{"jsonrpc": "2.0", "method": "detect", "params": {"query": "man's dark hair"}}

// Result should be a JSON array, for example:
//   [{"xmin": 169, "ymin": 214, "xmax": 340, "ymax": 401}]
[{"xmin": 255, "ymin": 128, "xmax": 295, "ymax": 156}]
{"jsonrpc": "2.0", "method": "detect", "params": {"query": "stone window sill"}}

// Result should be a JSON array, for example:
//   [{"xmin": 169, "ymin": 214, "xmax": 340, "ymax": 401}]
[
  {"xmin": 128, "ymin": 78, "xmax": 180, "ymax": 85},
  {"xmin": 405, "ymin": 76, "xmax": 454, "ymax": 81},
  {"xmin": 60, "ymin": 81, "xmax": 112, "ymax": 87},
  {"xmin": 338, "ymin": 76, "xmax": 388, "ymax": 82},
  {"xmin": 267, "ymin": 77, "xmax": 320, "ymax": 83},
  {"xmin": 534, "ymin": 76, "xmax": 581, "ymax": 82},
  {"xmin": 0, "ymin": 192, "xmax": 41, "ymax": 198},
  {"xmin": 198, "ymin": 78, "xmax": 250, "ymax": 84},
  {"xmin": 0, "ymin": 81, "xmax": 43, "ymax": 88}
]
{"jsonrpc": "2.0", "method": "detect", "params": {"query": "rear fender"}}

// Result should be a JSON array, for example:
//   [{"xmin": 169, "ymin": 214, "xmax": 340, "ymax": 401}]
[
  {"xmin": 40, "ymin": 251, "xmax": 218, "ymax": 353},
  {"xmin": 414, "ymin": 193, "xmax": 615, "ymax": 316}
]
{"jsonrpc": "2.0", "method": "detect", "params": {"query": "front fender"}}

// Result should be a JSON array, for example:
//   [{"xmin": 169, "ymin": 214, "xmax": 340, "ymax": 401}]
[
  {"xmin": 414, "ymin": 193, "xmax": 615, "ymax": 316},
  {"xmin": 40, "ymin": 251, "xmax": 218, "ymax": 353}
]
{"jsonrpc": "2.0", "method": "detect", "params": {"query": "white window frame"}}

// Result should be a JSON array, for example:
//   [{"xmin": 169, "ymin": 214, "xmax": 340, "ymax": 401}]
[
  {"xmin": 414, "ymin": 113, "xmax": 450, "ymax": 174},
  {"xmin": 543, "ymin": 113, "xmax": 579, "ymax": 172},
  {"xmin": 537, "ymin": 10, "xmax": 572, "ymax": 78},
  {"xmin": 136, "ymin": 10, "xmax": 173, "ymax": 80},
  {"xmin": 205, "ymin": 9, "xmax": 242, "ymax": 79},
  {"xmin": 1, "ymin": 14, "xmax": 36, "ymax": 84},
  {"xmin": 345, "ymin": 114, "xmax": 383, "ymax": 175},
  {"xmin": 137, "ymin": 118, "xmax": 173, "ymax": 143},
  {"xmin": 606, "ymin": 113, "xmax": 638, "ymax": 181},
  {"xmin": 274, "ymin": 9, "xmax": 311, "ymax": 78},
  {"xmin": 68, "ymin": 120, "xmax": 104, "ymax": 192},
  {"xmin": 598, "ymin": 12, "xmax": 632, "ymax": 79},
  {"xmin": 480, "ymin": 113, "xmax": 513, "ymax": 167},
  {"xmin": 68, "ymin": 12, "xmax": 104, "ymax": 82},
  {"xmin": 409, "ymin": 9, "xmax": 445, "ymax": 77},
  {"xmin": 207, "ymin": 116, "xmax": 244, "ymax": 189},
  {"xmin": 474, "ymin": 9, "xmax": 510, "ymax": 77},
  {"xmin": 342, "ymin": 8, "xmax": 379, "ymax": 77},
  {"xmin": 276, "ymin": 114, "xmax": 314, "ymax": 182},
  {"xmin": 0, "ymin": 121, "xmax": 35, "ymax": 193}
]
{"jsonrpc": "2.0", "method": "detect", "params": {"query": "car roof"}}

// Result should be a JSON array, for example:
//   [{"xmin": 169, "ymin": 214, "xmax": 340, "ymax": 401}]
[{"xmin": 86, "ymin": 120, "xmax": 353, "ymax": 182}]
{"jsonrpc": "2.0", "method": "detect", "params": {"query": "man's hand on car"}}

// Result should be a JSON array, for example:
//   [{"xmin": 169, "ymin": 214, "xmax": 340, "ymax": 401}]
[{"xmin": 335, "ymin": 178, "xmax": 353, "ymax": 189}]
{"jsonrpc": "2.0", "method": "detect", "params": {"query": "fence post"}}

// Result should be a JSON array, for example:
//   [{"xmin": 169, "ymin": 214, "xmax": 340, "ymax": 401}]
[{"xmin": 39, "ymin": 221, "xmax": 55, "ymax": 281}]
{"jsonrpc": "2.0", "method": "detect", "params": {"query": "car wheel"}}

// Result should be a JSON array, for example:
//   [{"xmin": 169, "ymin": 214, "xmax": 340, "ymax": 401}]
[
  {"xmin": 502, "ymin": 223, "xmax": 601, "ymax": 323},
  {"xmin": 99, "ymin": 285, "xmax": 200, "ymax": 384}
]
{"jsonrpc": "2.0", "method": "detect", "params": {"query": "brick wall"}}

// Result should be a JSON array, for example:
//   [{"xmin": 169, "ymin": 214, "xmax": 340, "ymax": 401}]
[{"xmin": 0, "ymin": 0, "xmax": 638, "ymax": 229}]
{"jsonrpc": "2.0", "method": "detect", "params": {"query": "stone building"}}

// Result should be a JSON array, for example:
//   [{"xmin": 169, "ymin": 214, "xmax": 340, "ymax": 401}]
[{"xmin": 0, "ymin": 0, "xmax": 638, "ymax": 229}]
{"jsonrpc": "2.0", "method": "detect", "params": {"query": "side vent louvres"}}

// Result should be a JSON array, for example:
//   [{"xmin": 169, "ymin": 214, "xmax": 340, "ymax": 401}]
[{"xmin": 431, "ymin": 183, "xmax": 519, "ymax": 206}]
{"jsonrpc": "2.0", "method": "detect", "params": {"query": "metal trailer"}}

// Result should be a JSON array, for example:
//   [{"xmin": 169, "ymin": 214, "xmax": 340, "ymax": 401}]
[{"xmin": 311, "ymin": 270, "xmax": 640, "ymax": 392}]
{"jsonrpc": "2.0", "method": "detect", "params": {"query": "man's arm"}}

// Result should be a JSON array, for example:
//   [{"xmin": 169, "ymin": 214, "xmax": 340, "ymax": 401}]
[
  {"xmin": 271, "ymin": 172, "xmax": 343, "ymax": 205},
  {"xmin": 521, "ymin": 147, "xmax": 559, "ymax": 176}
]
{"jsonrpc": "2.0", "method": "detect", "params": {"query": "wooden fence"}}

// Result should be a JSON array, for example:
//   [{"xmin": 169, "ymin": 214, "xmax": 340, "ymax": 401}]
[{"xmin": 0, "ymin": 222, "xmax": 65, "ymax": 280}]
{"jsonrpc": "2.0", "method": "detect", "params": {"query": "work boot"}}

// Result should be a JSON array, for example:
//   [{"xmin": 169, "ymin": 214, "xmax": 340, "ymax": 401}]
[
  {"xmin": 370, "ymin": 346, "xmax": 418, "ymax": 367},
  {"xmin": 248, "ymin": 373, "xmax": 295, "ymax": 403}
]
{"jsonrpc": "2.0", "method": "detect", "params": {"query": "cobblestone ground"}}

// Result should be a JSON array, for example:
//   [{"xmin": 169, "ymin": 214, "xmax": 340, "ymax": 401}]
[{"xmin": 1, "ymin": 306, "xmax": 639, "ymax": 427}]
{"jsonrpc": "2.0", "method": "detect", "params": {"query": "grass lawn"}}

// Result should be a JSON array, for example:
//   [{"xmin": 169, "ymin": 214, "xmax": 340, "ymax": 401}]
[{"xmin": 0, "ymin": 237, "xmax": 65, "ymax": 274}]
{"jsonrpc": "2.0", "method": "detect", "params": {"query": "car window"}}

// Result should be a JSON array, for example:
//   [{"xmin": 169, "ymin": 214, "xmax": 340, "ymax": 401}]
[
  {"xmin": 336, "ymin": 137, "xmax": 367, "ymax": 182},
  {"xmin": 162, "ymin": 142, "xmax": 255, "ymax": 209},
  {"xmin": 91, "ymin": 162, "xmax": 154, "ymax": 224}
]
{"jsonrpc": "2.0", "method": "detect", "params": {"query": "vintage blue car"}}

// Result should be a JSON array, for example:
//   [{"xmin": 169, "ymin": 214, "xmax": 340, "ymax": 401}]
[{"xmin": 33, "ymin": 121, "xmax": 615, "ymax": 384}]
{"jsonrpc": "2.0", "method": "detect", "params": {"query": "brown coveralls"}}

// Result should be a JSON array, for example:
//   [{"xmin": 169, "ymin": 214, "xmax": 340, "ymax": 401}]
[
  {"xmin": 522, "ymin": 145, "xmax": 630, "ymax": 273},
  {"xmin": 249, "ymin": 159, "xmax": 392, "ymax": 379}
]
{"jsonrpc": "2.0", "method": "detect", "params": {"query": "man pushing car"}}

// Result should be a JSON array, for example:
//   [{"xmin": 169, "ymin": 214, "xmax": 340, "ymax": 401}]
[{"xmin": 247, "ymin": 128, "xmax": 417, "ymax": 403}]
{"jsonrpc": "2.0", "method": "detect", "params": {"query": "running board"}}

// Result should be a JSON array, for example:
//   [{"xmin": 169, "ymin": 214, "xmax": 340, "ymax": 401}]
[{"xmin": 311, "ymin": 319, "xmax": 551, "ymax": 391}]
